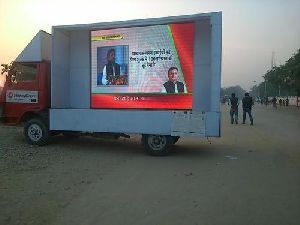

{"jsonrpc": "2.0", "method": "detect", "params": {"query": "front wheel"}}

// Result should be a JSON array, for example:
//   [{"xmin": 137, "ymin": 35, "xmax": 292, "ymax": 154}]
[
  {"xmin": 141, "ymin": 134, "xmax": 173, "ymax": 156},
  {"xmin": 24, "ymin": 118, "xmax": 49, "ymax": 146}
]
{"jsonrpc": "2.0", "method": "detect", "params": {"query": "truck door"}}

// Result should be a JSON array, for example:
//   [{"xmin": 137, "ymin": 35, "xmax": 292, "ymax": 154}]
[{"xmin": 4, "ymin": 62, "xmax": 40, "ymax": 123}]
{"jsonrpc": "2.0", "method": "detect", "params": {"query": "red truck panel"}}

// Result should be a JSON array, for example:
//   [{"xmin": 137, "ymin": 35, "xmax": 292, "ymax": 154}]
[{"xmin": 1, "ymin": 62, "xmax": 50, "ymax": 124}]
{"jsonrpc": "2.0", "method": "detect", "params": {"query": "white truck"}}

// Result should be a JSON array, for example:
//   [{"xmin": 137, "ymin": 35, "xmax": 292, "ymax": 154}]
[{"xmin": 0, "ymin": 12, "xmax": 222, "ymax": 156}]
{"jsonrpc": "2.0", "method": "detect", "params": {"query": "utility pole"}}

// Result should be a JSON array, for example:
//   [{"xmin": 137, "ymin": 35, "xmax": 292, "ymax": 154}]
[
  {"xmin": 264, "ymin": 79, "xmax": 267, "ymax": 100},
  {"xmin": 271, "ymin": 52, "xmax": 281, "ymax": 97},
  {"xmin": 264, "ymin": 52, "xmax": 276, "ymax": 105},
  {"xmin": 271, "ymin": 51, "xmax": 276, "ymax": 68},
  {"xmin": 268, "ymin": 51, "xmax": 276, "ymax": 98}
]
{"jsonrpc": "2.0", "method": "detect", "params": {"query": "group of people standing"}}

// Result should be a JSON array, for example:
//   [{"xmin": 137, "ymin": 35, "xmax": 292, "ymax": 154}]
[
  {"xmin": 271, "ymin": 97, "xmax": 289, "ymax": 108},
  {"xmin": 229, "ymin": 92, "xmax": 254, "ymax": 125}
]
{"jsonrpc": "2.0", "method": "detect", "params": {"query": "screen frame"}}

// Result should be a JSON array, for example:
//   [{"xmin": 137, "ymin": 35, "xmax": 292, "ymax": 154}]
[{"xmin": 89, "ymin": 22, "xmax": 195, "ymax": 110}]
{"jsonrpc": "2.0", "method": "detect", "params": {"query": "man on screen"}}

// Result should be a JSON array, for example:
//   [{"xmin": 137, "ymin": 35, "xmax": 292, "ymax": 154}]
[
  {"xmin": 102, "ymin": 48, "xmax": 120, "ymax": 85},
  {"xmin": 163, "ymin": 67, "xmax": 186, "ymax": 93}
]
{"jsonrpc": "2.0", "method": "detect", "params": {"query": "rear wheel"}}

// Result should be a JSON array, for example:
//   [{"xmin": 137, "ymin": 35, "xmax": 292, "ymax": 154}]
[
  {"xmin": 142, "ymin": 134, "xmax": 173, "ymax": 156},
  {"xmin": 24, "ymin": 118, "xmax": 49, "ymax": 146}
]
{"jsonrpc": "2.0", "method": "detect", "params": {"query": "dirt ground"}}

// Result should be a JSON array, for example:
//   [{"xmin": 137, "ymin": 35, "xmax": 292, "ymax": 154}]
[{"xmin": 0, "ymin": 104, "xmax": 300, "ymax": 225}]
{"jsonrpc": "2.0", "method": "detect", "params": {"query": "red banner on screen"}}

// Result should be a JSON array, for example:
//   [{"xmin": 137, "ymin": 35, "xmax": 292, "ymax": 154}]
[{"xmin": 92, "ymin": 94, "xmax": 192, "ymax": 109}]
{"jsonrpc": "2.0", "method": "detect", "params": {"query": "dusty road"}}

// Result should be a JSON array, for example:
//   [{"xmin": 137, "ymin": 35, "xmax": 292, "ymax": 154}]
[{"xmin": 0, "ymin": 105, "xmax": 300, "ymax": 225}]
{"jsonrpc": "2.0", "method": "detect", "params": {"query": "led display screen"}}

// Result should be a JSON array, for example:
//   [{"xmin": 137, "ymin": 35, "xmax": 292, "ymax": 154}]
[{"xmin": 91, "ymin": 23, "xmax": 194, "ymax": 109}]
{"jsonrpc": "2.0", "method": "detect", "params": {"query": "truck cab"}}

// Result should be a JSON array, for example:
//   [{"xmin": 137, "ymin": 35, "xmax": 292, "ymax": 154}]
[{"xmin": 0, "ymin": 31, "xmax": 52, "ymax": 145}]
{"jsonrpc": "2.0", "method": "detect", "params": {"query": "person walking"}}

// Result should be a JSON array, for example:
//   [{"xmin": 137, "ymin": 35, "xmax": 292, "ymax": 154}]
[
  {"xmin": 242, "ymin": 92, "xmax": 254, "ymax": 125},
  {"xmin": 272, "ymin": 97, "xmax": 277, "ymax": 108},
  {"xmin": 264, "ymin": 96, "xmax": 269, "ymax": 106},
  {"xmin": 229, "ymin": 93, "xmax": 239, "ymax": 124}
]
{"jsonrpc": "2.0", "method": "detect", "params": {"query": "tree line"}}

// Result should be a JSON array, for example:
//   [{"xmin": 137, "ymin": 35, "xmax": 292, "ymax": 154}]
[{"xmin": 250, "ymin": 49, "xmax": 300, "ymax": 98}]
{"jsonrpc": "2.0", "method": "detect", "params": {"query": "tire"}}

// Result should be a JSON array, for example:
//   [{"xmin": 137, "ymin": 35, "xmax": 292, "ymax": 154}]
[
  {"xmin": 142, "ymin": 134, "xmax": 173, "ymax": 156},
  {"xmin": 24, "ymin": 118, "xmax": 49, "ymax": 146}
]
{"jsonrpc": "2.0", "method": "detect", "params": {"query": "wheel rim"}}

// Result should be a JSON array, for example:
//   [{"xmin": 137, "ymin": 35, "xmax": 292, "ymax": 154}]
[
  {"xmin": 148, "ymin": 135, "xmax": 167, "ymax": 151},
  {"xmin": 27, "ymin": 124, "xmax": 43, "ymax": 142}
]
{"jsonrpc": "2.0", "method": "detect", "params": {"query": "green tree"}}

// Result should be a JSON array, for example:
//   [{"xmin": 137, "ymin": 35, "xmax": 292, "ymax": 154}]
[
  {"xmin": 250, "ymin": 49, "xmax": 300, "ymax": 106},
  {"xmin": 1, "ymin": 61, "xmax": 17, "ymax": 84},
  {"xmin": 264, "ymin": 49, "xmax": 300, "ymax": 96}
]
